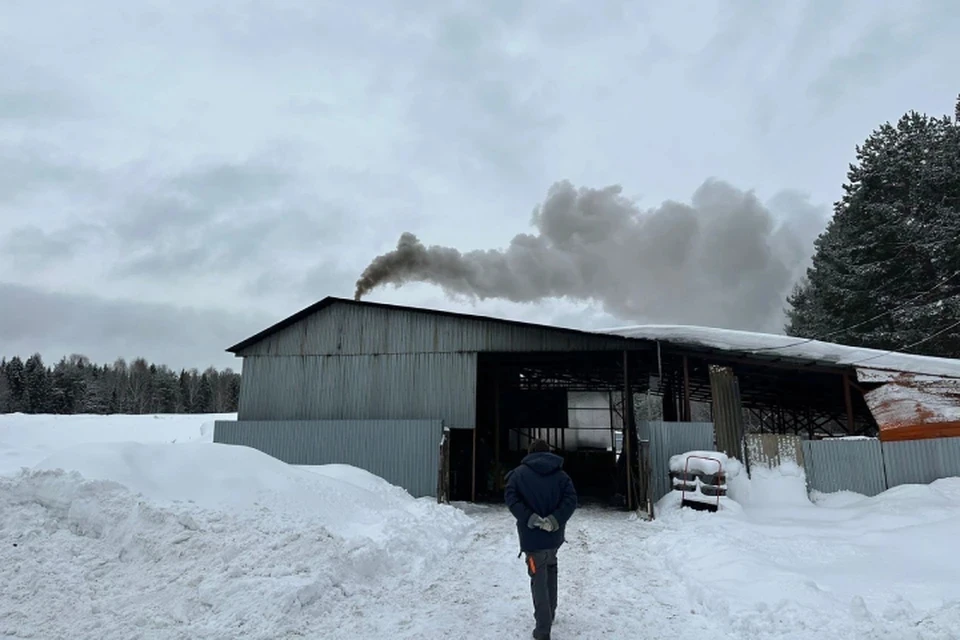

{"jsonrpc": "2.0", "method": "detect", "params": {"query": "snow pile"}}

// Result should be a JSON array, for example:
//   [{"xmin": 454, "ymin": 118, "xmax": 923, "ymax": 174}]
[
  {"xmin": 1, "ymin": 439, "xmax": 471, "ymax": 639},
  {"xmin": 660, "ymin": 451, "xmax": 745, "ymax": 513},
  {"xmin": 650, "ymin": 468, "xmax": 960, "ymax": 637},
  {"xmin": 0, "ymin": 412, "xmax": 231, "ymax": 475},
  {"xmin": 732, "ymin": 460, "xmax": 812, "ymax": 508},
  {"xmin": 668, "ymin": 450, "xmax": 743, "ymax": 476}
]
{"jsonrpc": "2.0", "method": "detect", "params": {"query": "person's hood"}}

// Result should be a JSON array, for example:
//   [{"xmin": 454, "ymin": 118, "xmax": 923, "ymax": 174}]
[{"xmin": 522, "ymin": 451, "xmax": 564, "ymax": 476}]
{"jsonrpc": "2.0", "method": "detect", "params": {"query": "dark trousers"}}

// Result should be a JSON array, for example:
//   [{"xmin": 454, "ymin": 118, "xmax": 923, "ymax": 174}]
[{"xmin": 525, "ymin": 549, "xmax": 558, "ymax": 639}]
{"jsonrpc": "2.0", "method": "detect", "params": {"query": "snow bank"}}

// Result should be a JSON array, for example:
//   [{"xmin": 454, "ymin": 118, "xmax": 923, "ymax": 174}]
[
  {"xmin": 731, "ymin": 460, "xmax": 812, "ymax": 508},
  {"xmin": 1, "ymin": 434, "xmax": 471, "ymax": 639},
  {"xmin": 0, "ymin": 412, "xmax": 231, "ymax": 475},
  {"xmin": 31, "ymin": 440, "xmax": 469, "ymax": 548},
  {"xmin": 649, "ymin": 474, "xmax": 960, "ymax": 637}
]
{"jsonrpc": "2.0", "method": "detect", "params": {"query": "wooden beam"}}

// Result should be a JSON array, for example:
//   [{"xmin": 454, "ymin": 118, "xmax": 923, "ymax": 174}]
[
  {"xmin": 494, "ymin": 370, "xmax": 501, "ymax": 491},
  {"xmin": 843, "ymin": 373, "xmax": 856, "ymax": 434},
  {"xmin": 682, "ymin": 355, "xmax": 692, "ymax": 421},
  {"xmin": 623, "ymin": 350, "xmax": 634, "ymax": 511},
  {"xmin": 664, "ymin": 347, "xmax": 850, "ymax": 376},
  {"xmin": 608, "ymin": 391, "xmax": 616, "ymax": 455},
  {"xmin": 471, "ymin": 425, "xmax": 477, "ymax": 502}
]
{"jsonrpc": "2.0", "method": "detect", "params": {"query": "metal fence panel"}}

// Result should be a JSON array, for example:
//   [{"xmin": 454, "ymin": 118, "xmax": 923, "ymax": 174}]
[
  {"xmin": 745, "ymin": 433, "xmax": 805, "ymax": 470},
  {"xmin": 213, "ymin": 419, "xmax": 443, "ymax": 498},
  {"xmin": 802, "ymin": 439, "xmax": 886, "ymax": 497},
  {"xmin": 882, "ymin": 437, "xmax": 960, "ymax": 488},
  {"xmin": 645, "ymin": 421, "xmax": 715, "ymax": 502}
]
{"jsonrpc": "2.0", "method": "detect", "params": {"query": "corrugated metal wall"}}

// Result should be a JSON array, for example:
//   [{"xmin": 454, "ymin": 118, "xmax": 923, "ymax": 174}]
[
  {"xmin": 238, "ymin": 352, "xmax": 477, "ymax": 426},
  {"xmin": 882, "ymin": 437, "xmax": 960, "ymax": 487},
  {"xmin": 645, "ymin": 421, "xmax": 715, "ymax": 502},
  {"xmin": 236, "ymin": 302, "xmax": 630, "ymax": 357},
  {"xmin": 802, "ymin": 439, "xmax": 887, "ymax": 496},
  {"xmin": 710, "ymin": 367, "xmax": 745, "ymax": 461},
  {"xmin": 213, "ymin": 419, "xmax": 443, "ymax": 498}
]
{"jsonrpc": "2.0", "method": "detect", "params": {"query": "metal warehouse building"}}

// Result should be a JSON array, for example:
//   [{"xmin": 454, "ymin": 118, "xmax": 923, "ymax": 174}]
[{"xmin": 214, "ymin": 296, "xmax": 960, "ymax": 510}]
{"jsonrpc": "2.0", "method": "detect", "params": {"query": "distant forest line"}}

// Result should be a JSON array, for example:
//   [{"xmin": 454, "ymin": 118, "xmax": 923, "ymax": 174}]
[{"xmin": 0, "ymin": 354, "xmax": 240, "ymax": 415}]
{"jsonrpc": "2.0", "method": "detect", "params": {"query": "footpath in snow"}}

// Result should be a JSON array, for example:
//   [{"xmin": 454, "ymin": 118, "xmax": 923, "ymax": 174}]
[{"xmin": 3, "ymin": 414, "xmax": 960, "ymax": 639}]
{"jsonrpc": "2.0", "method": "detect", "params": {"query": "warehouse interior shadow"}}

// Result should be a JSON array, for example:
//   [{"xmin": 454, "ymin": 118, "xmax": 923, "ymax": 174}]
[{"xmin": 446, "ymin": 351, "xmax": 638, "ymax": 506}]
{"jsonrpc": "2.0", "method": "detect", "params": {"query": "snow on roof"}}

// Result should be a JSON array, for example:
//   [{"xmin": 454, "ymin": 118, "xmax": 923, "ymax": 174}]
[
  {"xmin": 864, "ymin": 376, "xmax": 960, "ymax": 441},
  {"xmin": 598, "ymin": 324, "xmax": 960, "ymax": 379}
]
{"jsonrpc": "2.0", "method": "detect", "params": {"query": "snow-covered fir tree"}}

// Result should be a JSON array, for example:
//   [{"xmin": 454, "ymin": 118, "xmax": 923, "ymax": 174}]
[{"xmin": 786, "ymin": 99, "xmax": 960, "ymax": 358}]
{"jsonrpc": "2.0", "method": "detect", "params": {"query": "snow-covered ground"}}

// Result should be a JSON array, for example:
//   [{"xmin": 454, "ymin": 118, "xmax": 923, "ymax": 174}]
[
  {"xmin": 3, "ymin": 414, "xmax": 960, "ymax": 639},
  {"xmin": 0, "ymin": 413, "xmax": 234, "ymax": 475}
]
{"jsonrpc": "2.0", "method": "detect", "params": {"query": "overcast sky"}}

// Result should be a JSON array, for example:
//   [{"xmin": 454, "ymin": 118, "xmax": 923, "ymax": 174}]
[{"xmin": 2, "ymin": 0, "xmax": 957, "ymax": 370}]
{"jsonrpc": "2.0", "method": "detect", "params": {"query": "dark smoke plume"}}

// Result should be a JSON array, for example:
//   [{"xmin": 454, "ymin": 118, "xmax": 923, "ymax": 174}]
[{"xmin": 354, "ymin": 179, "xmax": 825, "ymax": 332}]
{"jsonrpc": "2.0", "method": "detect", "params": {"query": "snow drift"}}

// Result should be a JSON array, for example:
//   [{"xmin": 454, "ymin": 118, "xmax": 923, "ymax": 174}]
[
  {"xmin": 1, "ymin": 440, "xmax": 471, "ymax": 639},
  {"xmin": 0, "ymin": 412, "xmax": 230, "ymax": 475}
]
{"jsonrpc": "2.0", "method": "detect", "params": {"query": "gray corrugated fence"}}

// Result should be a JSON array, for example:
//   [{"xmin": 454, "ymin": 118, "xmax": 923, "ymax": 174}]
[
  {"xmin": 645, "ymin": 421, "xmax": 715, "ymax": 502},
  {"xmin": 802, "ymin": 439, "xmax": 887, "ymax": 497},
  {"xmin": 214, "ymin": 419, "xmax": 443, "ymax": 498},
  {"xmin": 882, "ymin": 438, "xmax": 960, "ymax": 488}
]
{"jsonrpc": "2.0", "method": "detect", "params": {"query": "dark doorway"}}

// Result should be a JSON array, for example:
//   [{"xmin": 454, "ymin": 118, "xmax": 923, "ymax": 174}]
[{"xmin": 471, "ymin": 351, "xmax": 644, "ymax": 505}]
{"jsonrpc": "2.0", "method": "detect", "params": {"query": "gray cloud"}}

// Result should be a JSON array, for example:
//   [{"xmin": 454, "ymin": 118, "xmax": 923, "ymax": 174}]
[
  {"xmin": 805, "ymin": 1, "xmax": 960, "ymax": 111},
  {"xmin": 356, "ymin": 179, "xmax": 828, "ymax": 332},
  {"xmin": 1, "ymin": 224, "xmax": 107, "ymax": 268},
  {"xmin": 0, "ymin": 143, "xmax": 100, "ymax": 204},
  {"xmin": 106, "ymin": 158, "xmax": 347, "ymax": 281},
  {"xmin": 403, "ymin": 6, "xmax": 564, "ymax": 187},
  {"xmin": 0, "ymin": 283, "xmax": 268, "ymax": 369},
  {"xmin": 0, "ymin": 1, "xmax": 954, "ymax": 373},
  {"xmin": 0, "ymin": 46, "xmax": 89, "ymax": 125},
  {"xmin": 0, "ymin": 89, "xmax": 76, "ymax": 122}
]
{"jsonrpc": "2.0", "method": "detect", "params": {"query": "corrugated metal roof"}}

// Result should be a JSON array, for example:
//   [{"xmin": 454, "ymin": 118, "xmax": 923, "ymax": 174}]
[
  {"xmin": 863, "ymin": 373, "xmax": 960, "ymax": 441},
  {"xmin": 604, "ymin": 325, "xmax": 960, "ymax": 379},
  {"xmin": 234, "ymin": 301, "xmax": 631, "ymax": 357},
  {"xmin": 227, "ymin": 296, "xmax": 624, "ymax": 354},
  {"xmin": 228, "ymin": 297, "xmax": 960, "ymax": 379}
]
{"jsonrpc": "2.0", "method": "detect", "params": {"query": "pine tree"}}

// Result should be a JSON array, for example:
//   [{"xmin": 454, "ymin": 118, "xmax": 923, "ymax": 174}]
[
  {"xmin": 0, "ymin": 359, "xmax": 10, "ymax": 413},
  {"xmin": 155, "ymin": 367, "xmax": 179, "ymax": 413},
  {"xmin": 786, "ymin": 102, "xmax": 960, "ymax": 357},
  {"xmin": 23, "ymin": 354, "xmax": 51, "ymax": 413},
  {"xmin": 5, "ymin": 356, "xmax": 25, "ymax": 412},
  {"xmin": 227, "ymin": 374, "xmax": 241, "ymax": 412},
  {"xmin": 83, "ymin": 367, "xmax": 108, "ymax": 414},
  {"xmin": 179, "ymin": 370, "xmax": 193, "ymax": 413},
  {"xmin": 196, "ymin": 374, "xmax": 214, "ymax": 413}
]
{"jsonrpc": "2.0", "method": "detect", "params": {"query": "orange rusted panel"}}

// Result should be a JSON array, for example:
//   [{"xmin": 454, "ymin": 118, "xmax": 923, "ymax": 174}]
[
  {"xmin": 878, "ymin": 421, "xmax": 960, "ymax": 442},
  {"xmin": 864, "ymin": 374, "xmax": 960, "ymax": 442}
]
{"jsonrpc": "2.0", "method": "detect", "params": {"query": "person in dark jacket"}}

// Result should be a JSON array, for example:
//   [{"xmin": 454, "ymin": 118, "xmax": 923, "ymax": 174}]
[{"xmin": 504, "ymin": 439, "xmax": 578, "ymax": 640}]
